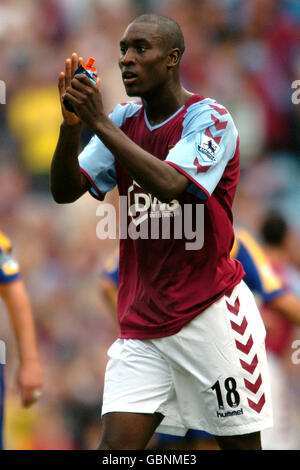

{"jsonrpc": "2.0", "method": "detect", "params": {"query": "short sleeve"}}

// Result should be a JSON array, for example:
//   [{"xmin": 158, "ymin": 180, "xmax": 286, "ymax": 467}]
[
  {"xmin": 79, "ymin": 134, "xmax": 116, "ymax": 201},
  {"xmin": 78, "ymin": 102, "xmax": 142, "ymax": 201},
  {"xmin": 0, "ymin": 232, "xmax": 20, "ymax": 284},
  {"xmin": 165, "ymin": 100, "xmax": 238, "ymax": 200},
  {"xmin": 101, "ymin": 252, "xmax": 119, "ymax": 287}
]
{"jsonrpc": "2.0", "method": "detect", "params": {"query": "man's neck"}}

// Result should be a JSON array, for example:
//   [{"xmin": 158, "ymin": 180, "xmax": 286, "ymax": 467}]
[{"xmin": 141, "ymin": 84, "xmax": 193, "ymax": 126}]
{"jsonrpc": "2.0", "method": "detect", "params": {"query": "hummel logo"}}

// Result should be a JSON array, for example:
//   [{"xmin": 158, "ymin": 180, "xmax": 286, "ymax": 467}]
[{"xmin": 216, "ymin": 408, "xmax": 244, "ymax": 418}]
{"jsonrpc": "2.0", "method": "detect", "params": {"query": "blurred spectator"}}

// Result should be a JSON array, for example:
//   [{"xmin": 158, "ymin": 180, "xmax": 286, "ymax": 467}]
[
  {"xmin": 0, "ymin": 230, "xmax": 43, "ymax": 449},
  {"xmin": 255, "ymin": 211, "xmax": 300, "ymax": 449}
]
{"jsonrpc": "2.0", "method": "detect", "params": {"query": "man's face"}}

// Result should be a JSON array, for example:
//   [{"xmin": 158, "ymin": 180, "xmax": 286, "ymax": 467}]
[{"xmin": 119, "ymin": 22, "xmax": 169, "ymax": 98}]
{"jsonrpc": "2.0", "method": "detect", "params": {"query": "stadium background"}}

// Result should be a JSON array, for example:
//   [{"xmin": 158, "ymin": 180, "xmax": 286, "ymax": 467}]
[{"xmin": 0, "ymin": 0, "xmax": 300, "ymax": 449}]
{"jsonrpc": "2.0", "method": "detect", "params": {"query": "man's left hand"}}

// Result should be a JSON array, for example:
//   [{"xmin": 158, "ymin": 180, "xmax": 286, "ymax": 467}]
[
  {"xmin": 63, "ymin": 74, "xmax": 104, "ymax": 131},
  {"xmin": 17, "ymin": 360, "xmax": 43, "ymax": 408}
]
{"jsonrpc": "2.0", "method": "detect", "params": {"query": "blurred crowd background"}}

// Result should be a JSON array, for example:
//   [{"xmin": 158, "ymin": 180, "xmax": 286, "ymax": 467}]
[{"xmin": 0, "ymin": 0, "xmax": 300, "ymax": 449}]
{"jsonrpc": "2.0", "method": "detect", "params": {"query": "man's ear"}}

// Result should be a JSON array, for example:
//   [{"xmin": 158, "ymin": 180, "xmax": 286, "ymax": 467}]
[{"xmin": 166, "ymin": 48, "xmax": 181, "ymax": 68}]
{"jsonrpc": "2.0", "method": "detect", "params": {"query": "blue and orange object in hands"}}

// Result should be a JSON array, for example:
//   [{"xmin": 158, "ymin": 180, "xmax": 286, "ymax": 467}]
[{"xmin": 63, "ymin": 57, "xmax": 98, "ymax": 114}]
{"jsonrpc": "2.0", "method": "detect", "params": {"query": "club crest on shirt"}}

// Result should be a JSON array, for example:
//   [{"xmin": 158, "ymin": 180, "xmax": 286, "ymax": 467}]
[{"xmin": 195, "ymin": 133, "xmax": 219, "ymax": 164}]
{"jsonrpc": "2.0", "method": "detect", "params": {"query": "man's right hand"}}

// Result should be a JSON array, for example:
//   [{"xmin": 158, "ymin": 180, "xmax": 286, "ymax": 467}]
[{"xmin": 58, "ymin": 53, "xmax": 83, "ymax": 126}]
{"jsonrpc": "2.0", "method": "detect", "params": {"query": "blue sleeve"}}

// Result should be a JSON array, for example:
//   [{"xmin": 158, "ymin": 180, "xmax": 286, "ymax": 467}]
[
  {"xmin": 0, "ymin": 246, "xmax": 20, "ymax": 285},
  {"xmin": 235, "ymin": 234, "xmax": 285, "ymax": 303},
  {"xmin": 101, "ymin": 254, "xmax": 119, "ymax": 287},
  {"xmin": 165, "ymin": 99, "xmax": 238, "ymax": 200},
  {"xmin": 78, "ymin": 102, "xmax": 142, "ymax": 200},
  {"xmin": 102, "ymin": 265, "xmax": 119, "ymax": 287}
]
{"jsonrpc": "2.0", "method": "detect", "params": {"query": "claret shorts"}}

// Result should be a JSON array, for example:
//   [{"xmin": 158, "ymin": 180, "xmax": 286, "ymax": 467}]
[{"xmin": 101, "ymin": 281, "xmax": 273, "ymax": 437}]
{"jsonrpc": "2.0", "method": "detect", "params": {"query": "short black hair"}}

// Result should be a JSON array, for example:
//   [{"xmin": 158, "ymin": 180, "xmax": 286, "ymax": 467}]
[
  {"xmin": 260, "ymin": 211, "xmax": 288, "ymax": 246},
  {"xmin": 131, "ymin": 14, "xmax": 185, "ymax": 57}
]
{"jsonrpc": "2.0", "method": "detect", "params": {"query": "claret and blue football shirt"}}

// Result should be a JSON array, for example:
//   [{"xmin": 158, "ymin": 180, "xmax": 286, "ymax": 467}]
[{"xmin": 79, "ymin": 94, "xmax": 245, "ymax": 338}]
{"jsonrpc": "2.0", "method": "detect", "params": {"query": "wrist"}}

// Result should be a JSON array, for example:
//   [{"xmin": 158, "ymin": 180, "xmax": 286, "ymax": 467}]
[
  {"xmin": 19, "ymin": 355, "xmax": 40, "ymax": 367},
  {"xmin": 92, "ymin": 113, "xmax": 111, "ymax": 136},
  {"xmin": 61, "ymin": 120, "xmax": 82, "ymax": 131}
]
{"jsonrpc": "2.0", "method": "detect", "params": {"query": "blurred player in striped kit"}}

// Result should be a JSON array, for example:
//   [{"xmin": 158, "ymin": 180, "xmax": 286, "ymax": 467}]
[{"xmin": 0, "ymin": 231, "xmax": 43, "ymax": 449}]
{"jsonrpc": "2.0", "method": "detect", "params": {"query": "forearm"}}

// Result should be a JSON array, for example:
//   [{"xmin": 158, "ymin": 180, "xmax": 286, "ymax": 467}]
[
  {"xmin": 0, "ymin": 281, "xmax": 40, "ymax": 365},
  {"xmin": 94, "ymin": 116, "xmax": 188, "ymax": 202},
  {"xmin": 62, "ymin": 73, "xmax": 188, "ymax": 201},
  {"xmin": 50, "ymin": 122, "xmax": 88, "ymax": 203}
]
